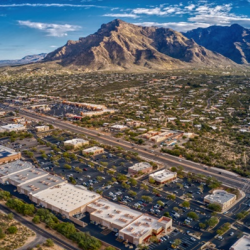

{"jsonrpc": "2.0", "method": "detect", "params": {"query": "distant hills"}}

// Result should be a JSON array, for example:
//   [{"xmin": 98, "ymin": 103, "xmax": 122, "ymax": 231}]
[
  {"xmin": 184, "ymin": 24, "xmax": 250, "ymax": 64},
  {"xmin": 0, "ymin": 53, "xmax": 47, "ymax": 67},
  {"xmin": 44, "ymin": 19, "xmax": 236, "ymax": 71}
]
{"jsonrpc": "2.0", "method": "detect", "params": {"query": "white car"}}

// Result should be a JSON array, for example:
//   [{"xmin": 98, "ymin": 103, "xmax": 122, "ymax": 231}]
[{"xmin": 190, "ymin": 237, "xmax": 196, "ymax": 242}]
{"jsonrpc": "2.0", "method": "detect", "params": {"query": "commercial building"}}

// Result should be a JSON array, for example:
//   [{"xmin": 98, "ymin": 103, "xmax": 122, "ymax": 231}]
[
  {"xmin": 119, "ymin": 215, "xmax": 172, "ymax": 245},
  {"xmin": 7, "ymin": 168, "xmax": 48, "ymax": 187},
  {"xmin": 110, "ymin": 125, "xmax": 128, "ymax": 132},
  {"xmin": 0, "ymin": 160, "xmax": 33, "ymax": 184},
  {"xmin": 230, "ymin": 235, "xmax": 250, "ymax": 250},
  {"xmin": 17, "ymin": 174, "xmax": 66, "ymax": 198},
  {"xmin": 149, "ymin": 169, "xmax": 177, "ymax": 185},
  {"xmin": 87, "ymin": 198, "xmax": 142, "ymax": 232},
  {"xmin": 0, "ymin": 111, "xmax": 6, "ymax": 116},
  {"xmin": 35, "ymin": 126, "xmax": 50, "ymax": 132},
  {"xmin": 64, "ymin": 138, "xmax": 89, "ymax": 149},
  {"xmin": 33, "ymin": 183, "xmax": 101, "ymax": 218},
  {"xmin": 1, "ymin": 124, "xmax": 26, "ymax": 132},
  {"xmin": 83, "ymin": 146, "xmax": 104, "ymax": 156},
  {"xmin": 128, "ymin": 162, "xmax": 153, "ymax": 176},
  {"xmin": 204, "ymin": 190, "xmax": 236, "ymax": 211},
  {"xmin": 0, "ymin": 146, "xmax": 21, "ymax": 165}
]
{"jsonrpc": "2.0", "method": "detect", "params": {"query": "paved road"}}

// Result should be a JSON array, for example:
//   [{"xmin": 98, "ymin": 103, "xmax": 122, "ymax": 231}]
[
  {"xmin": 2, "ymin": 104, "xmax": 246, "ymax": 192},
  {"xmin": 17, "ymin": 234, "xmax": 45, "ymax": 250},
  {"xmin": 0, "ymin": 204, "xmax": 80, "ymax": 250}
]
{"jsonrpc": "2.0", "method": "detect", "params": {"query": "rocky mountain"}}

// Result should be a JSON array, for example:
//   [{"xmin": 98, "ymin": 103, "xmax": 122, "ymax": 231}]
[
  {"xmin": 183, "ymin": 24, "xmax": 250, "ymax": 64},
  {"xmin": 0, "ymin": 53, "xmax": 47, "ymax": 67},
  {"xmin": 44, "ymin": 19, "xmax": 235, "ymax": 71}
]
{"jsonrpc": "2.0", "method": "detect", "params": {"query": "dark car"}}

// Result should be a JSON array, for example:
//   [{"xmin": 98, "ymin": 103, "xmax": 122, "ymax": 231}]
[{"xmin": 83, "ymin": 168, "xmax": 87, "ymax": 171}]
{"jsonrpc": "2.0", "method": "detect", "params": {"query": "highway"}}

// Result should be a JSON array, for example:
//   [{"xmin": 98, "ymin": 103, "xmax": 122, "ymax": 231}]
[
  {"xmin": 0, "ymin": 204, "xmax": 80, "ymax": 250},
  {"xmin": 9, "ymin": 106, "xmax": 247, "ymax": 193}
]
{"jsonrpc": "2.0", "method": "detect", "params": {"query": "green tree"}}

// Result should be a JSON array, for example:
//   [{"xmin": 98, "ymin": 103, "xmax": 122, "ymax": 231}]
[
  {"xmin": 142, "ymin": 196, "xmax": 153, "ymax": 203},
  {"xmin": 75, "ymin": 167, "xmax": 83, "ymax": 173},
  {"xmin": 64, "ymin": 164, "xmax": 72, "ymax": 170},
  {"xmin": 32, "ymin": 215, "xmax": 41, "ymax": 224},
  {"xmin": 206, "ymin": 217, "xmax": 219, "ymax": 228},
  {"xmin": 199, "ymin": 222, "xmax": 206, "ymax": 229},
  {"xmin": 173, "ymin": 239, "xmax": 181, "ymax": 246},
  {"xmin": 129, "ymin": 178, "xmax": 137, "ymax": 187},
  {"xmin": 208, "ymin": 203, "xmax": 222, "ymax": 212},
  {"xmin": 128, "ymin": 190, "xmax": 137, "ymax": 197},
  {"xmin": 55, "ymin": 222, "xmax": 76, "ymax": 238},
  {"xmin": 7, "ymin": 226, "xmax": 18, "ymax": 234},
  {"xmin": 0, "ymin": 228, "xmax": 5, "ymax": 239},
  {"xmin": 167, "ymin": 194, "xmax": 176, "ymax": 200},
  {"xmin": 157, "ymin": 200, "xmax": 164, "ymax": 207},
  {"xmin": 149, "ymin": 177, "xmax": 156, "ymax": 184},
  {"xmin": 44, "ymin": 239, "xmax": 54, "ymax": 247},
  {"xmin": 187, "ymin": 212, "xmax": 199, "ymax": 221},
  {"xmin": 182, "ymin": 201, "xmax": 190, "ymax": 208},
  {"xmin": 7, "ymin": 213, "xmax": 13, "ymax": 220}
]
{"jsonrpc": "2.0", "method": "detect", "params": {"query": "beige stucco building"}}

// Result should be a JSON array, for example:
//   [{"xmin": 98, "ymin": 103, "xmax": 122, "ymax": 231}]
[
  {"xmin": 149, "ymin": 169, "xmax": 177, "ymax": 184},
  {"xmin": 128, "ymin": 162, "xmax": 153, "ymax": 176},
  {"xmin": 64, "ymin": 138, "xmax": 89, "ymax": 149},
  {"xmin": 87, "ymin": 198, "xmax": 142, "ymax": 232},
  {"xmin": 204, "ymin": 190, "xmax": 236, "ymax": 211},
  {"xmin": 33, "ymin": 183, "xmax": 101, "ymax": 218},
  {"xmin": 35, "ymin": 126, "xmax": 50, "ymax": 132},
  {"xmin": 119, "ymin": 214, "xmax": 172, "ymax": 245},
  {"xmin": 83, "ymin": 146, "xmax": 104, "ymax": 156},
  {"xmin": 0, "ymin": 146, "xmax": 21, "ymax": 166}
]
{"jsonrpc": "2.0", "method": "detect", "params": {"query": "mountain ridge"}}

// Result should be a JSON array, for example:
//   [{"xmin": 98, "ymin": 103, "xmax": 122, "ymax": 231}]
[
  {"xmin": 183, "ymin": 24, "xmax": 250, "ymax": 64},
  {"xmin": 44, "ymin": 19, "xmax": 236, "ymax": 71}
]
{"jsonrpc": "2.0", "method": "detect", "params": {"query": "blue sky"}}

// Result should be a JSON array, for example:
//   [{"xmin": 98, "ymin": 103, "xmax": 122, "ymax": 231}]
[{"xmin": 1, "ymin": 0, "xmax": 250, "ymax": 59}]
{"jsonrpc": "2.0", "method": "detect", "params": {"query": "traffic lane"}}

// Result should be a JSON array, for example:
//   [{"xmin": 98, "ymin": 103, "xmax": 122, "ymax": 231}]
[
  {"xmin": 0, "ymin": 204, "xmax": 79, "ymax": 250},
  {"xmin": 19, "ymin": 110, "xmax": 246, "ymax": 189}
]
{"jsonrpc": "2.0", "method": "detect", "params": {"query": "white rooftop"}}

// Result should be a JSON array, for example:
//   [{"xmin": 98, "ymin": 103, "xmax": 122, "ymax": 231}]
[
  {"xmin": 8, "ymin": 168, "xmax": 48, "ymax": 185},
  {"xmin": 205, "ymin": 190, "xmax": 236, "ymax": 205},
  {"xmin": 0, "ymin": 160, "xmax": 31, "ymax": 177},
  {"xmin": 1, "ymin": 124, "xmax": 26, "ymax": 130},
  {"xmin": 87, "ymin": 198, "xmax": 142, "ymax": 227},
  {"xmin": 230, "ymin": 235, "xmax": 250, "ymax": 250},
  {"xmin": 33, "ymin": 183, "xmax": 101, "ymax": 213},
  {"xmin": 129, "ymin": 162, "xmax": 151, "ymax": 171},
  {"xmin": 149, "ymin": 169, "xmax": 176, "ymax": 182},
  {"xmin": 83, "ymin": 146, "xmax": 103, "ymax": 153},
  {"xmin": 64, "ymin": 138, "xmax": 88, "ymax": 145},
  {"xmin": 120, "ymin": 214, "xmax": 171, "ymax": 240}
]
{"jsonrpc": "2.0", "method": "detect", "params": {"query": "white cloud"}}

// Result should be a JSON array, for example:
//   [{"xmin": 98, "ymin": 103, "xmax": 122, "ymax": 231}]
[
  {"xmin": 50, "ymin": 45, "xmax": 58, "ymax": 48},
  {"xmin": 0, "ymin": 3, "xmax": 105, "ymax": 8},
  {"xmin": 185, "ymin": 4, "xmax": 196, "ymax": 11},
  {"xmin": 132, "ymin": 7, "xmax": 184, "ymax": 16},
  {"xmin": 134, "ymin": 22, "xmax": 211, "ymax": 32},
  {"xmin": 18, "ymin": 21, "xmax": 81, "ymax": 37},
  {"xmin": 103, "ymin": 13, "xmax": 139, "ymax": 19}
]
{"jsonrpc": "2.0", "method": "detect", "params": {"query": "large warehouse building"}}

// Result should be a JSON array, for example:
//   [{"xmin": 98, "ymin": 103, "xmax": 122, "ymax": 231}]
[
  {"xmin": 87, "ymin": 198, "xmax": 142, "ymax": 232},
  {"xmin": 33, "ymin": 183, "xmax": 101, "ymax": 218},
  {"xmin": 0, "ymin": 160, "xmax": 32, "ymax": 184},
  {"xmin": 17, "ymin": 174, "xmax": 66, "ymax": 199},
  {"xmin": 0, "ymin": 145, "xmax": 21, "ymax": 165}
]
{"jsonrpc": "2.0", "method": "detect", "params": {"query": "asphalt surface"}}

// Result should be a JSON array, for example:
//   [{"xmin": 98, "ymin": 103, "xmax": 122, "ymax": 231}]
[
  {"xmin": 0, "ymin": 204, "xmax": 80, "ymax": 250},
  {"xmin": 9, "ymin": 106, "xmax": 247, "ymax": 193}
]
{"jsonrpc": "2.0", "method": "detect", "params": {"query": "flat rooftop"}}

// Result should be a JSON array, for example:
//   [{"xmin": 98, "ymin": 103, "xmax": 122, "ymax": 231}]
[
  {"xmin": 0, "ymin": 145, "xmax": 19, "ymax": 159},
  {"xmin": 33, "ymin": 183, "xmax": 101, "ymax": 213},
  {"xmin": 230, "ymin": 235, "xmax": 250, "ymax": 250},
  {"xmin": 18, "ymin": 174, "xmax": 66, "ymax": 194},
  {"xmin": 64, "ymin": 138, "xmax": 88, "ymax": 145},
  {"xmin": 0, "ymin": 160, "xmax": 32, "ymax": 177},
  {"xmin": 83, "ymin": 146, "xmax": 103, "ymax": 153},
  {"xmin": 205, "ymin": 190, "xmax": 236, "ymax": 205},
  {"xmin": 120, "ymin": 214, "xmax": 171, "ymax": 239},
  {"xmin": 129, "ymin": 162, "xmax": 151, "ymax": 171},
  {"xmin": 87, "ymin": 198, "xmax": 142, "ymax": 227},
  {"xmin": 8, "ymin": 168, "xmax": 48, "ymax": 185},
  {"xmin": 1, "ymin": 124, "xmax": 25, "ymax": 129},
  {"xmin": 149, "ymin": 169, "xmax": 176, "ymax": 182}
]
